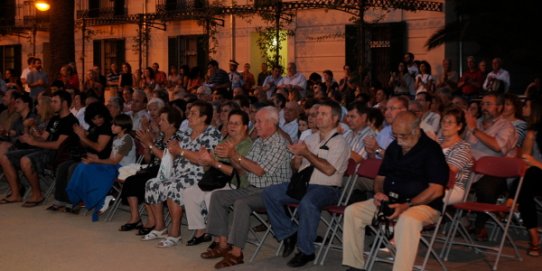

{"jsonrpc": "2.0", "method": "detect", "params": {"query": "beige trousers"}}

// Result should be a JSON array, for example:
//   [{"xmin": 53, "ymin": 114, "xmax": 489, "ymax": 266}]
[{"xmin": 342, "ymin": 199, "xmax": 440, "ymax": 271}]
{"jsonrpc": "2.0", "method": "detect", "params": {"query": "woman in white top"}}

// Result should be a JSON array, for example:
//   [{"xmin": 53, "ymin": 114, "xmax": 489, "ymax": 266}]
[{"xmin": 415, "ymin": 61, "xmax": 434, "ymax": 94}]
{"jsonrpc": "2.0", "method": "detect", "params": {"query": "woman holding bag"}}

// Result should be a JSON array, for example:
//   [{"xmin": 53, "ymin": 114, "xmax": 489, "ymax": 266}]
[
  {"xmin": 183, "ymin": 109, "xmax": 253, "ymax": 246},
  {"xmin": 143, "ymin": 100, "xmax": 221, "ymax": 248}
]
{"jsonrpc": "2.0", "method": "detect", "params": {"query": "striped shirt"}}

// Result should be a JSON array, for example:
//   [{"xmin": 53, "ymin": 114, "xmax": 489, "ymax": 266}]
[
  {"xmin": 343, "ymin": 126, "xmax": 376, "ymax": 159},
  {"xmin": 246, "ymin": 131, "xmax": 292, "ymax": 188},
  {"xmin": 441, "ymin": 139, "xmax": 473, "ymax": 189}
]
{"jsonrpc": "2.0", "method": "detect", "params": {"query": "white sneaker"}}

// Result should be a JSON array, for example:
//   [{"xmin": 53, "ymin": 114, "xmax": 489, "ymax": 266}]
[{"xmin": 99, "ymin": 195, "xmax": 115, "ymax": 214}]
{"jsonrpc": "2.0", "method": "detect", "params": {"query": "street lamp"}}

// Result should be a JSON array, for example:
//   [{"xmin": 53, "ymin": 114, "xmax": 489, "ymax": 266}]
[
  {"xmin": 35, "ymin": 1, "xmax": 51, "ymax": 12},
  {"xmin": 32, "ymin": 1, "xmax": 50, "ymax": 56}
]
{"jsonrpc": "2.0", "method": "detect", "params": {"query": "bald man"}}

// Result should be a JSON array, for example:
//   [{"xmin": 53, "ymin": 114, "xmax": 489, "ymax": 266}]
[{"xmin": 342, "ymin": 111, "xmax": 449, "ymax": 271}]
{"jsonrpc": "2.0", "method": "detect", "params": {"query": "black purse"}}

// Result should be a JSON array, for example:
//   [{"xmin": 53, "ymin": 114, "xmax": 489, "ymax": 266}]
[
  {"xmin": 286, "ymin": 133, "xmax": 339, "ymax": 200},
  {"xmin": 198, "ymin": 162, "xmax": 239, "ymax": 191}
]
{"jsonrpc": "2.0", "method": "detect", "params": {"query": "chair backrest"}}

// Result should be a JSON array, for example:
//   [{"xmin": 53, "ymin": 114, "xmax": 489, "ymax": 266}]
[
  {"xmin": 344, "ymin": 159, "xmax": 358, "ymax": 177},
  {"xmin": 473, "ymin": 156, "xmax": 526, "ymax": 178},
  {"xmin": 357, "ymin": 158, "xmax": 382, "ymax": 179},
  {"xmin": 447, "ymin": 170, "xmax": 456, "ymax": 190}
]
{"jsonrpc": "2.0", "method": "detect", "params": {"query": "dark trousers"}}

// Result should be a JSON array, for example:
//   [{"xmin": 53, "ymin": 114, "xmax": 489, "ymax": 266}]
[
  {"xmin": 121, "ymin": 165, "xmax": 159, "ymax": 204},
  {"xmin": 54, "ymin": 160, "xmax": 79, "ymax": 204},
  {"xmin": 517, "ymin": 167, "xmax": 542, "ymax": 229},
  {"xmin": 473, "ymin": 175, "xmax": 507, "ymax": 229}
]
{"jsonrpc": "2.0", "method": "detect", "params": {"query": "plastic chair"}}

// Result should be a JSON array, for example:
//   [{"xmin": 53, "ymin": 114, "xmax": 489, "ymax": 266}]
[{"xmin": 441, "ymin": 157, "xmax": 527, "ymax": 271}]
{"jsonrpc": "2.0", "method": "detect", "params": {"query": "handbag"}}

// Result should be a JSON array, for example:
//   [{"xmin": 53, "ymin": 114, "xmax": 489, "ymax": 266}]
[
  {"xmin": 198, "ymin": 162, "xmax": 239, "ymax": 191},
  {"xmin": 286, "ymin": 132, "xmax": 339, "ymax": 200}
]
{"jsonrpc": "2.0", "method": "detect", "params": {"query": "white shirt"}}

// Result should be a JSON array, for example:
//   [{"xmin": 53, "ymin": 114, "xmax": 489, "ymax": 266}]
[
  {"xmin": 281, "ymin": 72, "xmax": 307, "ymax": 91},
  {"xmin": 280, "ymin": 118, "xmax": 299, "ymax": 143},
  {"xmin": 483, "ymin": 69, "xmax": 510, "ymax": 92}
]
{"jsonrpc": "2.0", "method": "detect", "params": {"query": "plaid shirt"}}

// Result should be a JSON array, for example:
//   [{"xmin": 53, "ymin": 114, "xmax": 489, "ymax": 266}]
[{"xmin": 246, "ymin": 131, "xmax": 292, "ymax": 188}]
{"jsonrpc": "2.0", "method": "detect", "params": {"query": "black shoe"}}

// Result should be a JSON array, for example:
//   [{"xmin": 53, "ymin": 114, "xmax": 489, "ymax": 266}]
[
  {"xmin": 345, "ymin": 268, "xmax": 366, "ymax": 271},
  {"xmin": 287, "ymin": 252, "xmax": 315, "ymax": 268},
  {"xmin": 282, "ymin": 233, "xmax": 297, "ymax": 258},
  {"xmin": 137, "ymin": 226, "xmax": 154, "ymax": 236},
  {"xmin": 119, "ymin": 220, "xmax": 142, "ymax": 231},
  {"xmin": 186, "ymin": 234, "xmax": 212, "ymax": 246},
  {"xmin": 252, "ymin": 223, "xmax": 268, "ymax": 232}
]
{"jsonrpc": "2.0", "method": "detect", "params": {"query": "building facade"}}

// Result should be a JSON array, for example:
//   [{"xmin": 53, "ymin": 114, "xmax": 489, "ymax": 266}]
[{"xmin": 0, "ymin": 0, "xmax": 450, "ymax": 88}]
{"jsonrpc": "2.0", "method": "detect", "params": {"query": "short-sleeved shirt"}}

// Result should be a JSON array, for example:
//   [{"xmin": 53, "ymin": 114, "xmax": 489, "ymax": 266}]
[
  {"xmin": 87, "ymin": 123, "xmax": 113, "ymax": 159},
  {"xmin": 460, "ymin": 70, "xmax": 483, "ymax": 95},
  {"xmin": 343, "ymin": 126, "xmax": 376, "ymax": 159},
  {"xmin": 27, "ymin": 70, "xmax": 48, "ymax": 98},
  {"xmin": 47, "ymin": 113, "xmax": 79, "ymax": 143},
  {"xmin": 440, "ymin": 139, "xmax": 473, "ymax": 190},
  {"xmin": 379, "ymin": 131, "xmax": 449, "ymax": 211},
  {"xmin": 281, "ymin": 72, "xmax": 307, "ymax": 91},
  {"xmin": 207, "ymin": 69, "xmax": 230, "ymax": 87},
  {"xmin": 246, "ymin": 131, "xmax": 292, "ymax": 188},
  {"xmin": 172, "ymin": 126, "xmax": 221, "ymax": 189},
  {"xmin": 467, "ymin": 116, "xmax": 517, "ymax": 160},
  {"xmin": 112, "ymin": 134, "xmax": 136, "ymax": 166},
  {"xmin": 149, "ymin": 131, "xmax": 184, "ymax": 167},
  {"xmin": 300, "ymin": 128, "xmax": 349, "ymax": 187},
  {"xmin": 216, "ymin": 137, "xmax": 253, "ymax": 189}
]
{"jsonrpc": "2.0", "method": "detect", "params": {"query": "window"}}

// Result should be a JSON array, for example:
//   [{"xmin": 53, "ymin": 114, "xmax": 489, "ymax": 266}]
[
  {"xmin": 168, "ymin": 35, "xmax": 208, "ymax": 71},
  {"xmin": 93, "ymin": 39, "xmax": 125, "ymax": 74},
  {"xmin": 87, "ymin": 0, "xmax": 125, "ymax": 18},
  {"xmin": 0, "ymin": 45, "xmax": 22, "ymax": 75}
]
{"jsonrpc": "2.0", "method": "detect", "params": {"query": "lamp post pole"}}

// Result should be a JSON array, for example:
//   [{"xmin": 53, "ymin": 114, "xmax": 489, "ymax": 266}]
[{"xmin": 32, "ymin": 23, "xmax": 37, "ymax": 56}]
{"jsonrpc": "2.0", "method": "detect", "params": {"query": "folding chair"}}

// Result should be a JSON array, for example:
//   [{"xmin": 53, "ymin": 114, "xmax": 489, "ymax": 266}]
[
  {"xmin": 316, "ymin": 158, "xmax": 380, "ymax": 265},
  {"xmin": 104, "ymin": 156, "xmax": 144, "ymax": 222},
  {"xmin": 246, "ymin": 208, "xmax": 275, "ymax": 262},
  {"xmin": 275, "ymin": 159, "xmax": 360, "ymax": 262},
  {"xmin": 441, "ymin": 157, "xmax": 527, "ymax": 271},
  {"xmin": 364, "ymin": 167, "xmax": 454, "ymax": 271}
]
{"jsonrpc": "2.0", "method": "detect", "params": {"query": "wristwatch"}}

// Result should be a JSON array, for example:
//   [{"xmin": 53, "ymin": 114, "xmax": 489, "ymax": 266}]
[{"xmin": 375, "ymin": 147, "xmax": 384, "ymax": 156}]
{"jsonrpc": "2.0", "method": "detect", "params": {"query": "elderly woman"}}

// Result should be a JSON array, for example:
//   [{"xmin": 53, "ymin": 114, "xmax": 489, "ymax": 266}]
[
  {"xmin": 106, "ymin": 96, "xmax": 124, "ymax": 119},
  {"xmin": 183, "ymin": 109, "xmax": 253, "ymax": 246},
  {"xmin": 439, "ymin": 107, "xmax": 473, "ymax": 204},
  {"xmin": 119, "ymin": 106, "xmax": 183, "ymax": 234},
  {"xmin": 143, "ymin": 100, "xmax": 221, "ymax": 247},
  {"xmin": 142, "ymin": 98, "xmax": 165, "ymax": 137}
]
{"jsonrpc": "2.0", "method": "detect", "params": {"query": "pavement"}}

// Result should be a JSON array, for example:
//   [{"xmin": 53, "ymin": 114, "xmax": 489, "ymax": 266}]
[{"xmin": 0, "ymin": 182, "xmax": 541, "ymax": 271}]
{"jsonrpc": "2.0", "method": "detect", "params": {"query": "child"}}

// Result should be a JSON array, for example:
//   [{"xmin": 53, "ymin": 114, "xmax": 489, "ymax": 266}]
[
  {"xmin": 297, "ymin": 113, "xmax": 308, "ymax": 140},
  {"xmin": 66, "ymin": 114, "xmax": 136, "ymax": 221}
]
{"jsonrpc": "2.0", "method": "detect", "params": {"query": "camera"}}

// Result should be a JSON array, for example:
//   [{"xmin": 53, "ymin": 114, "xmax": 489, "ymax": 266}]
[{"xmin": 372, "ymin": 192, "xmax": 399, "ymax": 227}]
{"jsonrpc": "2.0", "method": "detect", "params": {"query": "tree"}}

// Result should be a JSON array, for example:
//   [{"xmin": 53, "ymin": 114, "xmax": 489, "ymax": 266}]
[{"xmin": 47, "ymin": 0, "xmax": 75, "ymax": 82}]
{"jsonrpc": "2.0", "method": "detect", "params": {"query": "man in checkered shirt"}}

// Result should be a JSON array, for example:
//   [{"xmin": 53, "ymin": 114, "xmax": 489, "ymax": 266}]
[{"xmin": 201, "ymin": 106, "xmax": 292, "ymax": 268}]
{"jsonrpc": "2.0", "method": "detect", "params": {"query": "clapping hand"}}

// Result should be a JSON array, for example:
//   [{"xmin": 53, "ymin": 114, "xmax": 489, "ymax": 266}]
[
  {"xmin": 136, "ymin": 129, "xmax": 153, "ymax": 147},
  {"xmin": 167, "ymin": 140, "xmax": 182, "ymax": 156},
  {"xmin": 215, "ymin": 141, "xmax": 235, "ymax": 158},
  {"xmin": 288, "ymin": 142, "xmax": 309, "ymax": 157},
  {"xmin": 198, "ymin": 147, "xmax": 215, "ymax": 166}
]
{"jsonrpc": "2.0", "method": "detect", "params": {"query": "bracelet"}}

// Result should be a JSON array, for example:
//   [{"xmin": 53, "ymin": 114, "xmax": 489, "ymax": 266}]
[
  {"xmin": 180, "ymin": 149, "xmax": 185, "ymax": 157},
  {"xmin": 148, "ymin": 144, "xmax": 154, "ymax": 150},
  {"xmin": 237, "ymin": 155, "xmax": 243, "ymax": 163},
  {"xmin": 216, "ymin": 162, "xmax": 222, "ymax": 169}
]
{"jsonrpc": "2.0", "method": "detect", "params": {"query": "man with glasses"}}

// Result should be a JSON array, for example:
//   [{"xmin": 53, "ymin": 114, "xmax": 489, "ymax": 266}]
[
  {"xmin": 465, "ymin": 93, "xmax": 517, "ymax": 240},
  {"xmin": 342, "ymin": 111, "xmax": 449, "ymax": 271},
  {"xmin": 364, "ymin": 96, "xmax": 408, "ymax": 159}
]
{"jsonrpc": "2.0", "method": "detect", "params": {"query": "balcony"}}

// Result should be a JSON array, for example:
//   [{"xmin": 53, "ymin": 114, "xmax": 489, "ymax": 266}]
[
  {"xmin": 77, "ymin": 0, "xmax": 127, "ymax": 19},
  {"xmin": 156, "ymin": 0, "xmax": 207, "ymax": 13}
]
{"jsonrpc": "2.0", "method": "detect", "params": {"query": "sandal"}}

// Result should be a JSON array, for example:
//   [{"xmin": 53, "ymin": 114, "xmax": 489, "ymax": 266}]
[
  {"xmin": 157, "ymin": 236, "xmax": 182, "ymax": 248},
  {"xmin": 141, "ymin": 228, "xmax": 168, "ymax": 241},
  {"xmin": 214, "ymin": 252, "xmax": 244, "ymax": 269},
  {"xmin": 21, "ymin": 198, "xmax": 45, "ymax": 208},
  {"xmin": 528, "ymin": 243, "xmax": 540, "ymax": 257},
  {"xmin": 200, "ymin": 245, "xmax": 231, "ymax": 259},
  {"xmin": 137, "ymin": 226, "xmax": 155, "ymax": 236},
  {"xmin": 0, "ymin": 198, "xmax": 22, "ymax": 204}
]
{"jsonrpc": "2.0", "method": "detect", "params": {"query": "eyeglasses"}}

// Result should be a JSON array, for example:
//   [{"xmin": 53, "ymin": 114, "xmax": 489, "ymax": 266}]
[{"xmin": 392, "ymin": 131, "xmax": 413, "ymax": 140}]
